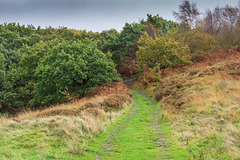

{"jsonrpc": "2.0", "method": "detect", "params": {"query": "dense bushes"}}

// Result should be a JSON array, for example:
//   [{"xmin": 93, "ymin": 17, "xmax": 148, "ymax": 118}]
[
  {"xmin": 167, "ymin": 29, "xmax": 219, "ymax": 62},
  {"xmin": 184, "ymin": 29, "xmax": 219, "ymax": 61},
  {"xmin": 0, "ymin": 53, "xmax": 5, "ymax": 83},
  {"xmin": 0, "ymin": 24, "xmax": 120, "ymax": 111},
  {"xmin": 32, "ymin": 41, "xmax": 120, "ymax": 106},
  {"xmin": 1, "ymin": 0, "xmax": 240, "ymax": 112},
  {"xmin": 136, "ymin": 33, "xmax": 191, "ymax": 69}
]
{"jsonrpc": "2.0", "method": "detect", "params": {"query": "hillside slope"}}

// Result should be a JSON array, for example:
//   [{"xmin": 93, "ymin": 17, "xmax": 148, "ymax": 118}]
[{"xmin": 133, "ymin": 58, "xmax": 240, "ymax": 159}]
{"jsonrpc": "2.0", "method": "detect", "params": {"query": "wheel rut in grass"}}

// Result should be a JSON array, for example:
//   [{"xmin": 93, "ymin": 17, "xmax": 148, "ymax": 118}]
[
  {"xmin": 94, "ymin": 95, "xmax": 137, "ymax": 160},
  {"xmin": 85, "ymin": 90, "xmax": 170, "ymax": 160},
  {"xmin": 133, "ymin": 89, "xmax": 169, "ymax": 158}
]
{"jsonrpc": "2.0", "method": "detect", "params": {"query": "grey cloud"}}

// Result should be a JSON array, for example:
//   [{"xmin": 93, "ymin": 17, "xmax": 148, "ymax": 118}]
[{"xmin": 0, "ymin": 0, "xmax": 238, "ymax": 32}]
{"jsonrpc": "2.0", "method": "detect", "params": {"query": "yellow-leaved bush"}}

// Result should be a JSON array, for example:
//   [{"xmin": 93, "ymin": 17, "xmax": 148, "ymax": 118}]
[{"xmin": 136, "ymin": 32, "xmax": 191, "ymax": 69}]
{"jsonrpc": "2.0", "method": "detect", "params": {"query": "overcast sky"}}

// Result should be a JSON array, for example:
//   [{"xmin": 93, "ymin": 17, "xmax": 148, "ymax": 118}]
[{"xmin": 0, "ymin": 0, "xmax": 239, "ymax": 32}]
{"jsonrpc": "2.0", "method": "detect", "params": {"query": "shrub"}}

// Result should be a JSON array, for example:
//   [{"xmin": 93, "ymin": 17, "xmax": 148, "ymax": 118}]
[
  {"xmin": 184, "ymin": 29, "xmax": 219, "ymax": 62},
  {"xmin": 0, "ymin": 53, "xmax": 6, "ymax": 84},
  {"xmin": 136, "ymin": 32, "xmax": 191, "ymax": 69},
  {"xmin": 167, "ymin": 29, "xmax": 219, "ymax": 62},
  {"xmin": 31, "ymin": 41, "xmax": 120, "ymax": 106}
]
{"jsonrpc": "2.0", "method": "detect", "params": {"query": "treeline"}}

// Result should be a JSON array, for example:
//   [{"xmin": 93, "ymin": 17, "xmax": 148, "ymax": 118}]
[
  {"xmin": 0, "ymin": 15, "xmax": 178, "ymax": 112},
  {"xmin": 0, "ymin": 24, "xmax": 121, "ymax": 112},
  {"xmin": 174, "ymin": 0, "xmax": 240, "ymax": 48},
  {"xmin": 135, "ymin": 0, "xmax": 240, "ymax": 84},
  {"xmin": 1, "ymin": 0, "xmax": 240, "ymax": 113}
]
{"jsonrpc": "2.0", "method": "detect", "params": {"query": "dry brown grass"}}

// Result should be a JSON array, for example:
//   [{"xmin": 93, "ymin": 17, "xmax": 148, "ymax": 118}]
[
  {"xmin": 14, "ymin": 82, "xmax": 132, "ymax": 121},
  {"xmin": 162, "ymin": 48, "xmax": 240, "ymax": 77},
  {"xmin": 135, "ymin": 59, "xmax": 240, "ymax": 158},
  {"xmin": 0, "ymin": 82, "xmax": 133, "ymax": 158}
]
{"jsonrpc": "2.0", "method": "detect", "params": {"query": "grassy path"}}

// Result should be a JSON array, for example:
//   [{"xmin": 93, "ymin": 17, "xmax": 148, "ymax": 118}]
[
  {"xmin": 0, "ymin": 89, "xmax": 187, "ymax": 160},
  {"xmin": 83, "ymin": 90, "xmax": 172, "ymax": 160},
  {"xmin": 0, "ymin": 90, "xmax": 187, "ymax": 160}
]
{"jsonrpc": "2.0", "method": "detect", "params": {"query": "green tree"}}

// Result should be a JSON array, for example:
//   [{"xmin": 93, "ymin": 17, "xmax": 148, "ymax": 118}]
[
  {"xmin": 0, "ymin": 81, "xmax": 24, "ymax": 109},
  {"xmin": 0, "ymin": 56, "xmax": 24, "ymax": 109},
  {"xmin": 0, "ymin": 45, "xmax": 22, "ymax": 70},
  {"xmin": 56, "ymin": 27, "xmax": 76, "ymax": 41},
  {"xmin": 0, "ymin": 52, "xmax": 6, "ymax": 84},
  {"xmin": 141, "ymin": 14, "xmax": 179, "ymax": 34},
  {"xmin": 119, "ymin": 23, "xmax": 144, "ymax": 58},
  {"xmin": 31, "ymin": 41, "xmax": 120, "ymax": 106},
  {"xmin": 98, "ymin": 29, "xmax": 120, "ymax": 54}
]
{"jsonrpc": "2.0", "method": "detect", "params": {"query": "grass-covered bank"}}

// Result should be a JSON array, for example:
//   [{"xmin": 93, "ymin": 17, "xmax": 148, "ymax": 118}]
[
  {"xmin": 132, "ymin": 59, "xmax": 240, "ymax": 159},
  {"xmin": 0, "ymin": 87, "xmax": 187, "ymax": 160},
  {"xmin": 0, "ymin": 82, "xmax": 132, "ymax": 159}
]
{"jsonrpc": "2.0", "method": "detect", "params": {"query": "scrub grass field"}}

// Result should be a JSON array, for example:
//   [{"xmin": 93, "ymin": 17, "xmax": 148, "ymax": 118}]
[
  {"xmin": 0, "ymin": 89, "xmax": 187, "ymax": 160},
  {"xmin": 0, "ymin": 82, "xmax": 134, "ymax": 159},
  {"xmin": 132, "ymin": 59, "xmax": 240, "ymax": 159},
  {"xmin": 83, "ymin": 90, "xmax": 187, "ymax": 160}
]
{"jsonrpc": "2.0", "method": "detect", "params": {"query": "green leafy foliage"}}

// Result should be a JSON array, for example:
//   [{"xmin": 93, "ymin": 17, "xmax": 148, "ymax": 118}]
[
  {"xmin": 31, "ymin": 41, "xmax": 120, "ymax": 106},
  {"xmin": 0, "ymin": 23, "xmax": 121, "ymax": 111},
  {"xmin": 0, "ymin": 45, "xmax": 22, "ymax": 70},
  {"xmin": 0, "ymin": 7, "xmax": 239, "ymax": 112},
  {"xmin": 0, "ymin": 52, "xmax": 6, "ymax": 84},
  {"xmin": 0, "ymin": 81, "xmax": 24, "ymax": 108},
  {"xmin": 114, "ymin": 22, "xmax": 144, "ymax": 61},
  {"xmin": 141, "ymin": 14, "xmax": 179, "ymax": 34}
]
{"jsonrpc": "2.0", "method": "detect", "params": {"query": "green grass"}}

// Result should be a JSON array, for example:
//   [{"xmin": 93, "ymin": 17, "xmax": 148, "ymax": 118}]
[
  {"xmin": 0, "ymin": 112, "xmax": 129, "ymax": 159},
  {"xmin": 0, "ymin": 90, "xmax": 187, "ymax": 159},
  {"xmin": 83, "ymin": 90, "xmax": 187, "ymax": 160}
]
